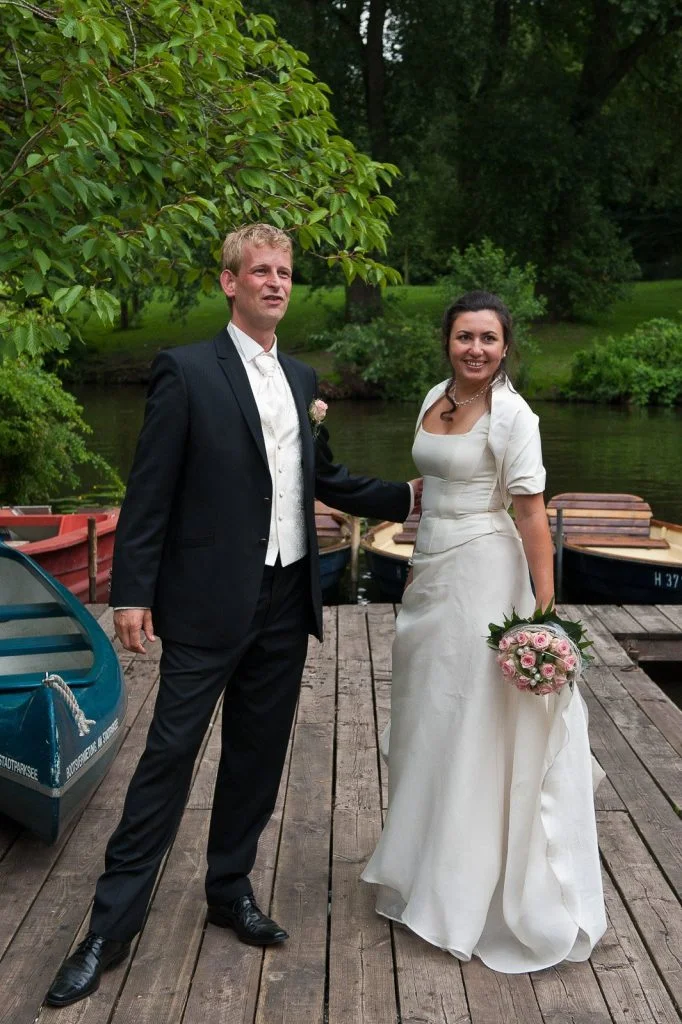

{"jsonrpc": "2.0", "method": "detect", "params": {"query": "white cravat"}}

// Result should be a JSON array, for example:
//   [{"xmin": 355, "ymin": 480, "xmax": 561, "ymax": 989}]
[{"xmin": 253, "ymin": 348, "xmax": 284, "ymax": 420}]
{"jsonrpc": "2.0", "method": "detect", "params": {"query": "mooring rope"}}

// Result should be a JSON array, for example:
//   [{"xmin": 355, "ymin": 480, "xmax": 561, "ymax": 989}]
[{"xmin": 43, "ymin": 673, "xmax": 96, "ymax": 737}]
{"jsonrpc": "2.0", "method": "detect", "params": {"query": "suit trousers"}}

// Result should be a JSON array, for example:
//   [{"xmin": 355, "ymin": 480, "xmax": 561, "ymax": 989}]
[{"xmin": 90, "ymin": 557, "xmax": 310, "ymax": 942}]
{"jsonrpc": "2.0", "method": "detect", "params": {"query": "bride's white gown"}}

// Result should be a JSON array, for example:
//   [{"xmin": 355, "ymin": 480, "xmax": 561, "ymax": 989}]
[{"xmin": 361, "ymin": 406, "xmax": 606, "ymax": 973}]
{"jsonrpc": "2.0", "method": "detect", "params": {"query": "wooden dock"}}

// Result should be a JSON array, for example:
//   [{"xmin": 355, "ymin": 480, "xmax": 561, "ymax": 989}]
[{"xmin": 0, "ymin": 603, "xmax": 681, "ymax": 1024}]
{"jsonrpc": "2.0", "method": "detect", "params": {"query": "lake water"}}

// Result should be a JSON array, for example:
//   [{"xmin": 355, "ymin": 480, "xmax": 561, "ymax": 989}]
[{"xmin": 65, "ymin": 385, "xmax": 682, "ymax": 524}]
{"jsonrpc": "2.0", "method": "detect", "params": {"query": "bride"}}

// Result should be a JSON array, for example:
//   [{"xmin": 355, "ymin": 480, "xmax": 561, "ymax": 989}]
[{"xmin": 361, "ymin": 291, "xmax": 606, "ymax": 973}]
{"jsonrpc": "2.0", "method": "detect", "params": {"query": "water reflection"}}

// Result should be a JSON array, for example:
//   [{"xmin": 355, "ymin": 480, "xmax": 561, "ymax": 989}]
[{"xmin": 65, "ymin": 385, "xmax": 682, "ymax": 523}]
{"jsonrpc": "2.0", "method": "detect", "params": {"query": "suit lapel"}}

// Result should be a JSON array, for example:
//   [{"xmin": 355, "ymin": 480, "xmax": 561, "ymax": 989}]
[{"xmin": 214, "ymin": 328, "xmax": 268, "ymax": 469}]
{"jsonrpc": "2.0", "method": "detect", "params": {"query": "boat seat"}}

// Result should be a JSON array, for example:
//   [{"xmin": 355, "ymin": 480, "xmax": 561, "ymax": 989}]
[
  {"xmin": 0, "ymin": 602, "xmax": 64, "ymax": 624},
  {"xmin": 547, "ymin": 492, "xmax": 656, "ymax": 541},
  {"xmin": 0, "ymin": 634, "xmax": 90, "ymax": 658},
  {"xmin": 564, "ymin": 534, "xmax": 669, "ymax": 549},
  {"xmin": 393, "ymin": 511, "xmax": 421, "ymax": 545}
]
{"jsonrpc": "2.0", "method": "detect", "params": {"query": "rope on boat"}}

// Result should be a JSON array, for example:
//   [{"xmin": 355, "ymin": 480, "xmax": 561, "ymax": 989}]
[{"xmin": 43, "ymin": 673, "xmax": 96, "ymax": 737}]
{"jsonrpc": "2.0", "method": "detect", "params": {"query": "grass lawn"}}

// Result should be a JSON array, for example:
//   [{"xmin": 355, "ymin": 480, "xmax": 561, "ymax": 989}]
[{"xmin": 78, "ymin": 279, "xmax": 682, "ymax": 397}]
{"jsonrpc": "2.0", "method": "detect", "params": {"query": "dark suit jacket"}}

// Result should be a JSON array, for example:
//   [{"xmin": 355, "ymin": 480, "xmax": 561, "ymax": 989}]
[{"xmin": 109, "ymin": 327, "xmax": 411, "ymax": 647}]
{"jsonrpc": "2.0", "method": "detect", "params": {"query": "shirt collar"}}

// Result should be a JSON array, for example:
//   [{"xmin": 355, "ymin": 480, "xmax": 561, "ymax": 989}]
[{"xmin": 228, "ymin": 321, "xmax": 278, "ymax": 363}]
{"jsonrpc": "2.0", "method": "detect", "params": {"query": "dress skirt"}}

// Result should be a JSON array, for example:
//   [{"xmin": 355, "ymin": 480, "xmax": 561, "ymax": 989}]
[{"xmin": 361, "ymin": 530, "xmax": 606, "ymax": 973}]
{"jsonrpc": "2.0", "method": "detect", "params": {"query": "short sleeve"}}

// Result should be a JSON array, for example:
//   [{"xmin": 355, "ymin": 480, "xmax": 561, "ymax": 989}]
[{"xmin": 503, "ymin": 421, "xmax": 546, "ymax": 495}]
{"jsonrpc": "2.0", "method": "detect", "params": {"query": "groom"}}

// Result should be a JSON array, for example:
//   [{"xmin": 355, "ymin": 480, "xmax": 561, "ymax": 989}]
[{"xmin": 46, "ymin": 223, "xmax": 420, "ymax": 1007}]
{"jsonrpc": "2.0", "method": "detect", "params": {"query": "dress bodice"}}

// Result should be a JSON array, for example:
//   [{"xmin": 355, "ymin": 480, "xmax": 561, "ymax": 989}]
[{"xmin": 413, "ymin": 413, "xmax": 518, "ymax": 554}]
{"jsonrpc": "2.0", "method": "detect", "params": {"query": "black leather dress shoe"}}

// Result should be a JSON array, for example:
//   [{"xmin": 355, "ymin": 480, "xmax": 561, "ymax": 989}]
[
  {"xmin": 45, "ymin": 931, "xmax": 131, "ymax": 1007},
  {"xmin": 207, "ymin": 895, "xmax": 288, "ymax": 946}
]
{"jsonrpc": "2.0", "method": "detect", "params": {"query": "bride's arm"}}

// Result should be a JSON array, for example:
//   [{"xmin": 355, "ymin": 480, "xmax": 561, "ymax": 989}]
[{"xmin": 512, "ymin": 493, "xmax": 555, "ymax": 610}]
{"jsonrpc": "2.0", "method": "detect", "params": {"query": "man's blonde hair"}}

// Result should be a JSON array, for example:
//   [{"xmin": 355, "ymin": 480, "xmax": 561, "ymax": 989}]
[{"xmin": 221, "ymin": 224, "xmax": 293, "ymax": 273}]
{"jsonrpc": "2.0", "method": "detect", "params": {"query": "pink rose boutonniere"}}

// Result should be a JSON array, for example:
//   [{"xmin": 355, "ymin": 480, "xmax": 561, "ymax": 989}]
[{"xmin": 309, "ymin": 399, "xmax": 328, "ymax": 439}]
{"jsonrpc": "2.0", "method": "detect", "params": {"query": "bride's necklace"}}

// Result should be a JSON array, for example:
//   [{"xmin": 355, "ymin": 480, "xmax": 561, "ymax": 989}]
[{"xmin": 448, "ymin": 377, "xmax": 493, "ymax": 408}]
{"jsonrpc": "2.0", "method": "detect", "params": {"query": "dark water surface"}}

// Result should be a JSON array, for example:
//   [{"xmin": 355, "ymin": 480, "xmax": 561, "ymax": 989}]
[{"xmin": 66, "ymin": 385, "xmax": 682, "ymax": 524}]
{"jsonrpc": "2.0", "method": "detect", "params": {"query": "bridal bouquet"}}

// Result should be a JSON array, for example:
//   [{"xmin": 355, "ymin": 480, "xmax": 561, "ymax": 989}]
[{"xmin": 487, "ymin": 604, "xmax": 593, "ymax": 695}]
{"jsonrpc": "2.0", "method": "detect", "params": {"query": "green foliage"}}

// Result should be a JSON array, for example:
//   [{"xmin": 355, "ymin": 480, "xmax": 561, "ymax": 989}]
[
  {"xmin": 0, "ymin": 358, "xmax": 123, "ymax": 504},
  {"xmin": 317, "ymin": 315, "xmax": 444, "ymax": 401},
  {"xmin": 0, "ymin": 0, "xmax": 402, "ymax": 362},
  {"xmin": 443, "ymin": 239, "xmax": 546, "ymax": 345},
  {"xmin": 565, "ymin": 318, "xmax": 682, "ymax": 405}
]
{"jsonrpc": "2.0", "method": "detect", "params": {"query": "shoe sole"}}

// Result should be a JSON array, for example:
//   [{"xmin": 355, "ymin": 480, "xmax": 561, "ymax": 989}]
[
  {"xmin": 206, "ymin": 908, "xmax": 288, "ymax": 946},
  {"xmin": 44, "ymin": 947, "xmax": 131, "ymax": 1007}
]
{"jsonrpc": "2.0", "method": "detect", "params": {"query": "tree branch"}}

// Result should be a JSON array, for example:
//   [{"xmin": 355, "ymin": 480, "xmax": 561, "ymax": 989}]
[{"xmin": 0, "ymin": 0, "xmax": 58, "ymax": 22}]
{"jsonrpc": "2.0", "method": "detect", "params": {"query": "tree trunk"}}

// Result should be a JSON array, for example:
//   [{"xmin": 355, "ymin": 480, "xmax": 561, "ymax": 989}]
[
  {"xmin": 345, "ymin": 275, "xmax": 384, "ymax": 323},
  {"xmin": 119, "ymin": 298, "xmax": 129, "ymax": 330}
]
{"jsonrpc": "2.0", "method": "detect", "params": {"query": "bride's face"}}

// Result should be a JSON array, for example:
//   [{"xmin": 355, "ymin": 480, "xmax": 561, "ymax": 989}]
[{"xmin": 448, "ymin": 310, "xmax": 507, "ymax": 387}]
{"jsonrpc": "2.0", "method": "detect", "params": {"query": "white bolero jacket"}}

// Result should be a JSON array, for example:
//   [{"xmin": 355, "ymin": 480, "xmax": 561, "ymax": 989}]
[{"xmin": 415, "ymin": 378, "xmax": 546, "ymax": 510}]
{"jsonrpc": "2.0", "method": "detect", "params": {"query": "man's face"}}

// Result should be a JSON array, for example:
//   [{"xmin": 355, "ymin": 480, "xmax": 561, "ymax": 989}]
[{"xmin": 220, "ymin": 243, "xmax": 293, "ymax": 343}]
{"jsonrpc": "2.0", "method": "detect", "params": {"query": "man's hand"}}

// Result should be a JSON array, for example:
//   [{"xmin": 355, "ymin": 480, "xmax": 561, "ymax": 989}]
[
  {"xmin": 409, "ymin": 477, "xmax": 423, "ymax": 515},
  {"xmin": 114, "ymin": 608, "xmax": 156, "ymax": 654}
]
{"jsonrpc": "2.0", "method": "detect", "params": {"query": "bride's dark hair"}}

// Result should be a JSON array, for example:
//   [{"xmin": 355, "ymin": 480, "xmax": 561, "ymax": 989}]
[{"xmin": 441, "ymin": 291, "xmax": 514, "ymax": 421}]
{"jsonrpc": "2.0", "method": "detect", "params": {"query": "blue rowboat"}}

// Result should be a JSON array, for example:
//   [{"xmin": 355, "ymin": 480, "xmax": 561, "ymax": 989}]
[
  {"xmin": 360, "ymin": 515, "xmax": 418, "ymax": 601},
  {"xmin": 315, "ymin": 502, "xmax": 352, "ymax": 598},
  {"xmin": 0, "ymin": 543, "xmax": 126, "ymax": 843}
]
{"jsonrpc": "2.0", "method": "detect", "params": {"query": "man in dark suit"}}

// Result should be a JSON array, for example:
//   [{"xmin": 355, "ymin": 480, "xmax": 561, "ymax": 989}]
[{"xmin": 46, "ymin": 224, "xmax": 420, "ymax": 1007}]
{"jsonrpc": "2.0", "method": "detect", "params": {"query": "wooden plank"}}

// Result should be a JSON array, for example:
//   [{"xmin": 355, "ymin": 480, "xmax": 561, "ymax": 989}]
[
  {"xmin": 0, "ymin": 815, "xmax": 81, "ymax": 963},
  {"xmin": 462, "ymin": 957, "xmax": 543, "ymax": 1024},
  {"xmin": 89, "ymin": 674, "xmax": 159, "ymax": 811},
  {"xmin": 108, "ymin": 809, "xmax": 209, "ymax": 1024},
  {"xmin": 583, "ymin": 665, "xmax": 682, "ymax": 812},
  {"xmin": 631, "ymin": 638, "xmax": 682, "ymax": 661},
  {"xmin": 581, "ymin": 687, "xmax": 682, "ymax": 897},
  {"xmin": 657, "ymin": 605, "xmax": 682, "ymax": 630},
  {"xmin": 329, "ymin": 605, "xmax": 397, "ymax": 1024},
  {"xmin": 0, "ymin": 815, "xmax": 21, "ymax": 863},
  {"xmin": 530, "ymin": 961, "xmax": 612, "ymax": 1024},
  {"xmin": 594, "ymin": 774, "xmax": 626, "ymax": 812},
  {"xmin": 626, "ymin": 604, "xmax": 682, "ymax": 636},
  {"xmin": 0, "ymin": 808, "xmax": 113, "ymax": 1024},
  {"xmin": 559, "ymin": 605, "xmax": 632, "ymax": 669},
  {"xmin": 254, "ymin": 607, "xmax": 337, "ymax": 1024},
  {"xmin": 592, "ymin": 869, "xmax": 681, "ymax": 1024},
  {"xmin": 183, "ymin": 725, "xmax": 296, "ymax": 1024},
  {"xmin": 613, "ymin": 664, "xmax": 682, "ymax": 758},
  {"xmin": 366, "ymin": 605, "xmax": 475, "ymax": 1023},
  {"xmin": 597, "ymin": 810, "xmax": 682, "ymax": 1012},
  {"xmin": 590, "ymin": 605, "xmax": 646, "ymax": 637}
]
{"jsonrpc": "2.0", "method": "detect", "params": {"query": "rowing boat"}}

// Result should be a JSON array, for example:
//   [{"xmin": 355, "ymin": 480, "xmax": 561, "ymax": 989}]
[{"xmin": 0, "ymin": 542, "xmax": 126, "ymax": 842}]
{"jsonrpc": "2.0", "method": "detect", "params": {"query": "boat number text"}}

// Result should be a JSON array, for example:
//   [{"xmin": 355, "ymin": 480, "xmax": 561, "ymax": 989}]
[
  {"xmin": 65, "ymin": 718, "xmax": 120, "ymax": 781},
  {"xmin": 654, "ymin": 572, "xmax": 680, "ymax": 590}
]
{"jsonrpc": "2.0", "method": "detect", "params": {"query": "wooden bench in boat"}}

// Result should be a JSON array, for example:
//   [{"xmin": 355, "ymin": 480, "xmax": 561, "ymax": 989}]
[
  {"xmin": 547, "ymin": 493, "xmax": 670, "ymax": 550},
  {"xmin": 393, "ymin": 511, "xmax": 420, "ymax": 545}
]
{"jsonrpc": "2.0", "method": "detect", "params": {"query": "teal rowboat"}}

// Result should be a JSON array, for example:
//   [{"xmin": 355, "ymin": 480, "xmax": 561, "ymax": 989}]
[{"xmin": 0, "ymin": 542, "xmax": 126, "ymax": 843}]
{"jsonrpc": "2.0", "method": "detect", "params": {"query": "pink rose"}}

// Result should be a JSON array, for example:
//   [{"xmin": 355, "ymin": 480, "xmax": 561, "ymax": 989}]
[
  {"xmin": 515, "ymin": 678, "xmax": 532, "ymax": 690},
  {"xmin": 536, "ymin": 683, "xmax": 555, "ymax": 695},
  {"xmin": 498, "ymin": 636, "xmax": 511, "ymax": 652},
  {"xmin": 309, "ymin": 399, "xmax": 328, "ymax": 424},
  {"xmin": 520, "ymin": 652, "xmax": 536, "ymax": 669},
  {"xmin": 501, "ymin": 658, "xmax": 516, "ymax": 678},
  {"xmin": 540, "ymin": 662, "xmax": 556, "ymax": 679},
  {"xmin": 530, "ymin": 630, "xmax": 551, "ymax": 650},
  {"xmin": 563, "ymin": 654, "xmax": 577, "ymax": 671},
  {"xmin": 555, "ymin": 638, "xmax": 571, "ymax": 657},
  {"xmin": 554, "ymin": 674, "xmax": 568, "ymax": 690},
  {"xmin": 515, "ymin": 630, "xmax": 530, "ymax": 646}
]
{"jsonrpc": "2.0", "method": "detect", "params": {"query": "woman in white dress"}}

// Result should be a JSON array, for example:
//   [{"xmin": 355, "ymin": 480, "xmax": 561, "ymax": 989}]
[{"xmin": 361, "ymin": 291, "xmax": 606, "ymax": 973}]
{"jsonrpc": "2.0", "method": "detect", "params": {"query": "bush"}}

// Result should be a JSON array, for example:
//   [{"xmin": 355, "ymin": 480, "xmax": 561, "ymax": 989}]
[
  {"xmin": 0, "ymin": 359, "xmax": 123, "ymax": 504},
  {"xmin": 314, "ymin": 315, "xmax": 445, "ymax": 402},
  {"xmin": 564, "ymin": 318, "xmax": 682, "ymax": 406},
  {"xmin": 442, "ymin": 238, "xmax": 546, "ymax": 351}
]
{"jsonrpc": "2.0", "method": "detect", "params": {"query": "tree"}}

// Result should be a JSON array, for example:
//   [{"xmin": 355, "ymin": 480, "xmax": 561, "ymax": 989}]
[
  {"xmin": 0, "ymin": 0, "xmax": 402, "ymax": 358},
  {"xmin": 0, "ymin": 0, "xmax": 403, "ymax": 498}
]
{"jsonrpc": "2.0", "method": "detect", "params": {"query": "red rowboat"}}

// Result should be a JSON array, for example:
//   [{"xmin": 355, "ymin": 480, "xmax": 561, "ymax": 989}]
[{"xmin": 0, "ymin": 510, "xmax": 119, "ymax": 603}]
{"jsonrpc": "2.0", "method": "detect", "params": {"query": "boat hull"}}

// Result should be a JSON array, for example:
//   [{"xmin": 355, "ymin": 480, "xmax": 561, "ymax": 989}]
[
  {"xmin": 0, "ymin": 545, "xmax": 127, "ymax": 843},
  {"xmin": 360, "ymin": 521, "xmax": 412, "ymax": 601},
  {"xmin": 561, "ymin": 544, "xmax": 682, "ymax": 604},
  {"xmin": 0, "ymin": 511, "xmax": 119, "ymax": 604}
]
